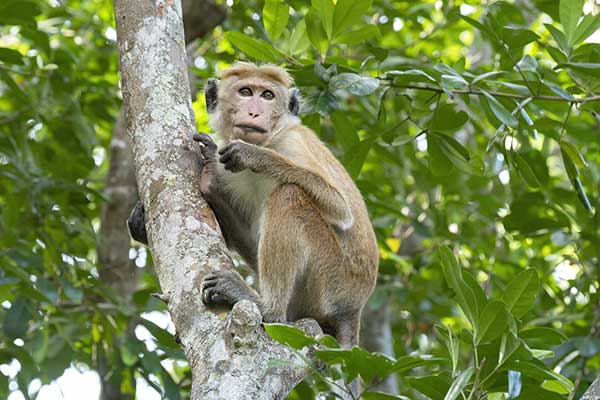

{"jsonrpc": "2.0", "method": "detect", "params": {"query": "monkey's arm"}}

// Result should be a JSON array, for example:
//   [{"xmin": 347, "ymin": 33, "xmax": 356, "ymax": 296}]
[
  {"xmin": 194, "ymin": 133, "xmax": 258, "ymax": 268},
  {"xmin": 127, "ymin": 201, "xmax": 148, "ymax": 245},
  {"xmin": 219, "ymin": 141, "xmax": 353, "ymax": 230},
  {"xmin": 206, "ymin": 195, "xmax": 258, "ymax": 268}
]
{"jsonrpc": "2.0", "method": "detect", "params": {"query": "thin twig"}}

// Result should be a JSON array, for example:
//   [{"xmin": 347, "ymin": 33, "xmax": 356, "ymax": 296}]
[{"xmin": 385, "ymin": 83, "xmax": 600, "ymax": 103}]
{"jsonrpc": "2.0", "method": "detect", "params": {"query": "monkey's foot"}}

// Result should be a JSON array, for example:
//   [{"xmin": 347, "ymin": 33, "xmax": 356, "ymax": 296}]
[{"xmin": 201, "ymin": 270, "xmax": 257, "ymax": 306}]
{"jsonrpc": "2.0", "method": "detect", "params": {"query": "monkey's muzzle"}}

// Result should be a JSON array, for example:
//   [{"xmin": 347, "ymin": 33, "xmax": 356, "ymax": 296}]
[{"xmin": 235, "ymin": 124, "xmax": 267, "ymax": 134}]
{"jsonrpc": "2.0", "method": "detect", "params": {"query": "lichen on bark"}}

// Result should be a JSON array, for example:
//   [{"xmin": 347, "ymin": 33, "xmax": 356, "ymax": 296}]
[{"xmin": 112, "ymin": 1, "xmax": 313, "ymax": 398}]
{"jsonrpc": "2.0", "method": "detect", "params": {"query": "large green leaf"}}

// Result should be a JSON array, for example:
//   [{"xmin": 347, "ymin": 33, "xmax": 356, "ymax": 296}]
[
  {"xmin": 331, "ymin": 111, "xmax": 359, "ymax": 151},
  {"xmin": 482, "ymin": 91, "xmax": 518, "ymax": 128},
  {"xmin": 444, "ymin": 367, "xmax": 474, "ymax": 400},
  {"xmin": 330, "ymin": 73, "xmax": 380, "ymax": 96},
  {"xmin": 475, "ymin": 300, "xmax": 510, "ymax": 345},
  {"xmin": 264, "ymin": 323, "xmax": 316, "ymax": 349},
  {"xmin": 312, "ymin": 0, "xmax": 334, "ymax": 38},
  {"xmin": 0, "ymin": 48, "xmax": 24, "ymax": 65},
  {"xmin": 438, "ymin": 246, "xmax": 479, "ymax": 324},
  {"xmin": 508, "ymin": 360, "xmax": 574, "ymax": 394},
  {"xmin": 332, "ymin": 0, "xmax": 372, "ymax": 38},
  {"xmin": 501, "ymin": 269, "xmax": 539, "ymax": 317},
  {"xmin": 262, "ymin": 0, "xmax": 289, "ymax": 42},
  {"xmin": 559, "ymin": 0, "xmax": 584, "ymax": 44},
  {"xmin": 224, "ymin": 31, "xmax": 280, "ymax": 62},
  {"xmin": 407, "ymin": 374, "xmax": 453, "ymax": 400},
  {"xmin": 288, "ymin": 20, "xmax": 311, "ymax": 55}
]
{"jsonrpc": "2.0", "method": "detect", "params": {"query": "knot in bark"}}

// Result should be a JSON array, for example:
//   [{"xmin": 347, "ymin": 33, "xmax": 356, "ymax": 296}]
[
  {"xmin": 294, "ymin": 318, "xmax": 323, "ymax": 338},
  {"xmin": 225, "ymin": 300, "xmax": 261, "ymax": 349}
]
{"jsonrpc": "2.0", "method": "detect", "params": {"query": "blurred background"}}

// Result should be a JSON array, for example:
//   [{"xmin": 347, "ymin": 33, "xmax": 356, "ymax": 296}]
[{"xmin": 0, "ymin": 0, "xmax": 599, "ymax": 399}]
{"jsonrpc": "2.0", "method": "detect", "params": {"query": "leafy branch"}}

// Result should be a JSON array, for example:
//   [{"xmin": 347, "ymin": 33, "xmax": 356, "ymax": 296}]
[{"xmin": 384, "ymin": 82, "xmax": 600, "ymax": 104}]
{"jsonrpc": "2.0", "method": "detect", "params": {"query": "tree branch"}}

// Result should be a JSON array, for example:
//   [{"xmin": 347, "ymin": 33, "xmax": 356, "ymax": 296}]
[
  {"xmin": 112, "ymin": 1, "xmax": 312, "ymax": 398},
  {"xmin": 386, "ymin": 83, "xmax": 600, "ymax": 103}
]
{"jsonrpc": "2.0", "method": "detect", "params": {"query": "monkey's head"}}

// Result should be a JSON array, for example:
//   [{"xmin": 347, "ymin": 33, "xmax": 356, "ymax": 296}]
[{"xmin": 205, "ymin": 62, "xmax": 300, "ymax": 145}]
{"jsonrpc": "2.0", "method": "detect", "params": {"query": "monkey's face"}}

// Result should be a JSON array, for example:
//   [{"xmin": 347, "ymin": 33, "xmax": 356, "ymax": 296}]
[{"xmin": 224, "ymin": 79, "xmax": 287, "ymax": 145}]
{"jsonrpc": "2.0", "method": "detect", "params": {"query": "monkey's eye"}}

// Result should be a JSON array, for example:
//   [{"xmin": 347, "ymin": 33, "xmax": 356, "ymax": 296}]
[
  {"xmin": 261, "ymin": 90, "xmax": 275, "ymax": 100},
  {"xmin": 239, "ymin": 87, "xmax": 253, "ymax": 97}
]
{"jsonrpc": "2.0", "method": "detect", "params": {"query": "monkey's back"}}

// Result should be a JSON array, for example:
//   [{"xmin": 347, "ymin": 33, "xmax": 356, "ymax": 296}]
[{"xmin": 270, "ymin": 124, "xmax": 379, "ymax": 281}]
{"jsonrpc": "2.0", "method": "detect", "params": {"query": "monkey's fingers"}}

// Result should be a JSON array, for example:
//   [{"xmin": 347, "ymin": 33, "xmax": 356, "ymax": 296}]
[{"xmin": 193, "ymin": 132, "xmax": 217, "ymax": 147}]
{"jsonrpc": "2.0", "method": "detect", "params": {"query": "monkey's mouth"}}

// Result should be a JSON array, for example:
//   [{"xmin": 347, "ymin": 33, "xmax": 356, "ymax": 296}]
[{"xmin": 234, "ymin": 124, "xmax": 267, "ymax": 134}]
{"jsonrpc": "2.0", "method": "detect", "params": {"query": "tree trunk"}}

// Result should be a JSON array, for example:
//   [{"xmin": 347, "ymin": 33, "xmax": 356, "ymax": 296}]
[
  {"xmin": 112, "ymin": 1, "xmax": 312, "ymax": 398},
  {"xmin": 582, "ymin": 376, "xmax": 600, "ymax": 400},
  {"xmin": 98, "ymin": 2, "xmax": 225, "ymax": 398}
]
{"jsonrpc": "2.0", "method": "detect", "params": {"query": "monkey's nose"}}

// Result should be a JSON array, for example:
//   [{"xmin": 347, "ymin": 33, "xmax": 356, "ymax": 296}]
[{"xmin": 249, "ymin": 112, "xmax": 260, "ymax": 118}]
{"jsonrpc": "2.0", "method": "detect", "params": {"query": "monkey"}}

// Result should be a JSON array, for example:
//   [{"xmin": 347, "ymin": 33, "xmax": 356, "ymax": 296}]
[{"xmin": 128, "ymin": 62, "xmax": 379, "ymax": 352}]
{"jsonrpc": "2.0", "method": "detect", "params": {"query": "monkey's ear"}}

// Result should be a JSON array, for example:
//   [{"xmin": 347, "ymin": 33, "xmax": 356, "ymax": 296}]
[
  {"xmin": 288, "ymin": 88, "xmax": 301, "ymax": 116},
  {"xmin": 205, "ymin": 78, "xmax": 219, "ymax": 113}
]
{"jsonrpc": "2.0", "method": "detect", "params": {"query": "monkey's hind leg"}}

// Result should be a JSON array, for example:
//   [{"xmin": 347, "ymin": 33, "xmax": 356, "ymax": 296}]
[
  {"xmin": 127, "ymin": 200, "xmax": 148, "ymax": 245},
  {"xmin": 257, "ymin": 184, "xmax": 313, "ymax": 324}
]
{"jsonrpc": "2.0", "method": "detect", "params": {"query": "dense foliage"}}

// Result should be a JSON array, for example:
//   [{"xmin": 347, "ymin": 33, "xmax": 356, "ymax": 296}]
[{"xmin": 1, "ymin": 0, "xmax": 599, "ymax": 399}]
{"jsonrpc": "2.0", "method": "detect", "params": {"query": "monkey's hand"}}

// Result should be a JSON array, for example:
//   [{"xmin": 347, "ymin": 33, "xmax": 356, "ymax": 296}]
[
  {"xmin": 193, "ymin": 132, "xmax": 219, "ymax": 199},
  {"xmin": 201, "ymin": 269, "xmax": 258, "ymax": 306},
  {"xmin": 218, "ymin": 140, "xmax": 262, "ymax": 173},
  {"xmin": 193, "ymin": 132, "xmax": 218, "ymax": 164}
]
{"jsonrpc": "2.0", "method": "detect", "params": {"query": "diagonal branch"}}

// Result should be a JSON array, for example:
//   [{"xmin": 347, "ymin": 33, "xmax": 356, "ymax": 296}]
[{"xmin": 385, "ymin": 83, "xmax": 600, "ymax": 104}]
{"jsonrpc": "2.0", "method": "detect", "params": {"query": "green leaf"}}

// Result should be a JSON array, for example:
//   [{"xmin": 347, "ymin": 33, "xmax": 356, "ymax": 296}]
[
  {"xmin": 560, "ymin": 0, "xmax": 584, "ymax": 44},
  {"xmin": 462, "ymin": 271, "xmax": 487, "ymax": 315},
  {"xmin": 572, "ymin": 14, "xmax": 600, "ymax": 45},
  {"xmin": 431, "ymin": 104, "xmax": 469, "ymax": 132},
  {"xmin": 331, "ymin": 111, "xmax": 359, "ymax": 151},
  {"xmin": 0, "ymin": 1, "xmax": 41, "ymax": 25},
  {"xmin": 303, "ymin": 89, "xmax": 339, "ymax": 115},
  {"xmin": 263, "ymin": 0, "xmax": 289, "ymax": 42},
  {"xmin": 312, "ymin": 0, "xmax": 334, "ymax": 38},
  {"xmin": 330, "ymin": 73, "xmax": 380, "ymax": 96},
  {"xmin": 3, "ymin": 297, "xmax": 32, "ymax": 339},
  {"xmin": 471, "ymin": 71, "xmax": 505, "ymax": 85},
  {"xmin": 501, "ymin": 27, "xmax": 539, "ymax": 48},
  {"xmin": 502, "ymin": 269, "xmax": 539, "ymax": 317},
  {"xmin": 332, "ymin": 0, "xmax": 372, "ymax": 38},
  {"xmin": 392, "ymin": 355, "xmax": 443, "ymax": 374},
  {"xmin": 482, "ymin": 91, "xmax": 518, "ymax": 128},
  {"xmin": 264, "ymin": 323, "xmax": 316, "ymax": 349},
  {"xmin": 438, "ymin": 246, "xmax": 479, "ymax": 324},
  {"xmin": 475, "ymin": 300, "xmax": 510, "ymax": 345},
  {"xmin": 288, "ymin": 20, "xmax": 311, "ymax": 55},
  {"xmin": 542, "ymin": 79, "xmax": 574, "ymax": 100},
  {"xmin": 508, "ymin": 360, "xmax": 574, "ymax": 394},
  {"xmin": 510, "ymin": 151, "xmax": 542, "ymax": 189},
  {"xmin": 407, "ymin": 374, "xmax": 452, "ymax": 400},
  {"xmin": 0, "ymin": 47, "xmax": 24, "ymax": 65},
  {"xmin": 315, "ymin": 346, "xmax": 396, "ymax": 384},
  {"xmin": 560, "ymin": 140, "xmax": 589, "ymax": 168},
  {"xmin": 305, "ymin": 9, "xmax": 329, "ymax": 55},
  {"xmin": 428, "ymin": 135, "xmax": 454, "ymax": 177},
  {"xmin": 560, "ymin": 144, "xmax": 593, "ymax": 211},
  {"xmin": 545, "ymin": 24, "xmax": 570, "ymax": 52},
  {"xmin": 520, "ymin": 327, "xmax": 567, "ymax": 348},
  {"xmin": 141, "ymin": 319, "xmax": 180, "ymax": 351},
  {"xmin": 225, "ymin": 31, "xmax": 279, "ymax": 62},
  {"xmin": 335, "ymin": 25, "xmax": 381, "ymax": 45},
  {"xmin": 444, "ymin": 367, "xmax": 474, "ymax": 400},
  {"xmin": 363, "ymin": 392, "xmax": 410, "ymax": 400},
  {"xmin": 342, "ymin": 138, "xmax": 374, "ymax": 179}
]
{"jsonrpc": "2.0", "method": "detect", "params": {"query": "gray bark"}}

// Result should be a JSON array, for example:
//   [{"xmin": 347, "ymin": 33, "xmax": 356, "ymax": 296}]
[
  {"xmin": 112, "ymin": 1, "xmax": 313, "ymax": 398},
  {"xmin": 582, "ymin": 376, "xmax": 600, "ymax": 400},
  {"xmin": 97, "ymin": 111, "xmax": 139, "ymax": 400},
  {"xmin": 98, "ymin": 3, "xmax": 224, "ymax": 398}
]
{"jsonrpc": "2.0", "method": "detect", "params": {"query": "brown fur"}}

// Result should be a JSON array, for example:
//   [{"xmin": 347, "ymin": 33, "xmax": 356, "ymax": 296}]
[{"xmin": 199, "ymin": 63, "xmax": 379, "ymax": 349}]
